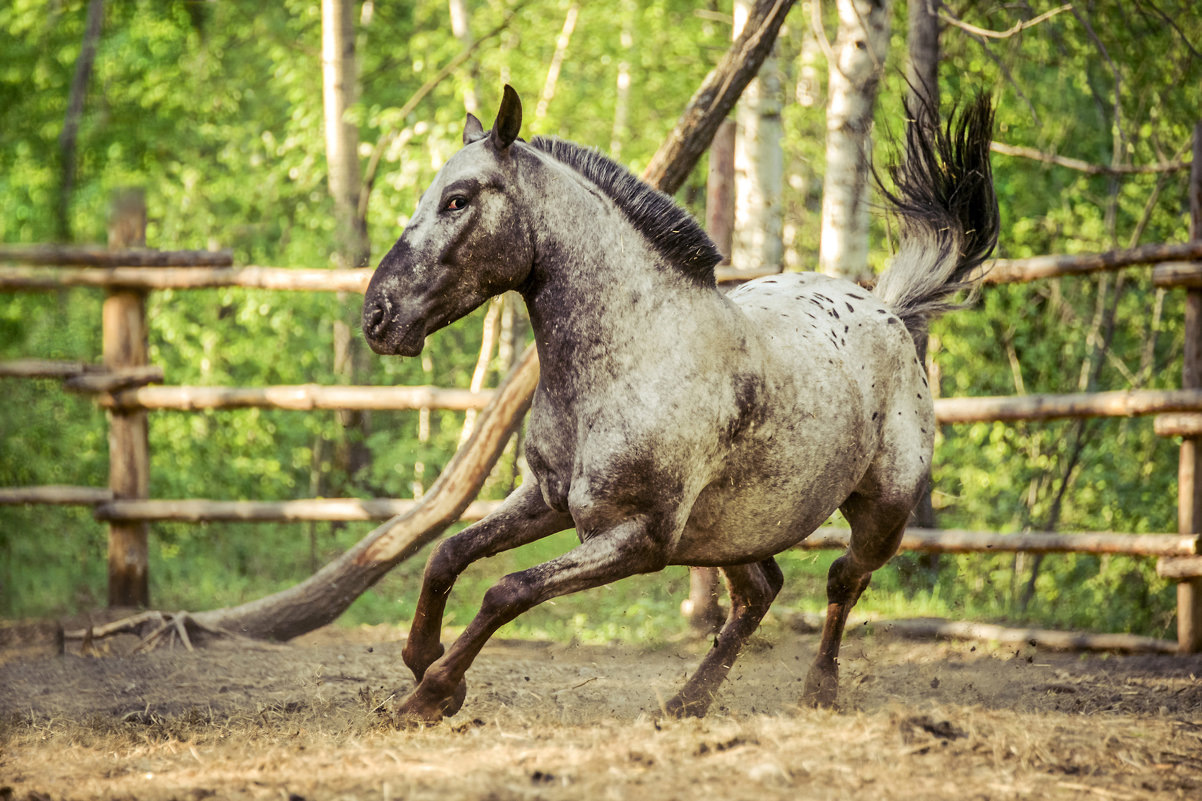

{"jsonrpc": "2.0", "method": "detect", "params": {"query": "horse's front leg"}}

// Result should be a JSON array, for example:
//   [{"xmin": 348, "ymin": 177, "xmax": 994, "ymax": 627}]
[
  {"xmin": 402, "ymin": 481, "xmax": 572, "ymax": 685},
  {"xmin": 396, "ymin": 516, "xmax": 670, "ymax": 725}
]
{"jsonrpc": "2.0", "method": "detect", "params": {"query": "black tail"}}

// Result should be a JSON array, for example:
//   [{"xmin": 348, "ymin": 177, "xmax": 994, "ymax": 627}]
[{"xmin": 872, "ymin": 93, "xmax": 1000, "ymax": 339}]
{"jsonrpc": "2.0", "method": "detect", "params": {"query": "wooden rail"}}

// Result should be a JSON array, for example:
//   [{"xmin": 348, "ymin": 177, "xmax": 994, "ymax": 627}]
[
  {"xmin": 0, "ymin": 243, "xmax": 233, "ymax": 267},
  {"xmin": 934, "ymin": 389, "xmax": 1202, "ymax": 423},
  {"xmin": 95, "ymin": 497, "xmax": 506, "ymax": 523},
  {"xmin": 0, "ymin": 265, "xmax": 371, "ymax": 293},
  {"xmin": 9, "ymin": 485, "xmax": 1195, "ymax": 558},
  {"xmin": 100, "ymin": 384, "xmax": 493, "ymax": 412},
  {"xmin": 0, "ymin": 485, "xmax": 115, "ymax": 505},
  {"xmin": 4, "ymin": 240, "xmax": 1202, "ymax": 294}
]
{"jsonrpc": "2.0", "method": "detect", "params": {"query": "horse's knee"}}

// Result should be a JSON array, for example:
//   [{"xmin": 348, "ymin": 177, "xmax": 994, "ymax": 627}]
[
  {"xmin": 424, "ymin": 538, "xmax": 466, "ymax": 596},
  {"xmin": 479, "ymin": 573, "xmax": 536, "ymax": 621},
  {"xmin": 760, "ymin": 557, "xmax": 784, "ymax": 597},
  {"xmin": 825, "ymin": 554, "xmax": 872, "ymax": 607}
]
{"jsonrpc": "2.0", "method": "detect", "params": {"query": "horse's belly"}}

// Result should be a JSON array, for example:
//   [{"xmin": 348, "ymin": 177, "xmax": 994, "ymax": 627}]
[{"xmin": 671, "ymin": 422, "xmax": 873, "ymax": 566}]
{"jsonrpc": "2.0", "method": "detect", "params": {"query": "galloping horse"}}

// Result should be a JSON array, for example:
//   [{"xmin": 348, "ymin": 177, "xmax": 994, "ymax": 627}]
[{"xmin": 362, "ymin": 86, "xmax": 998, "ymax": 724}]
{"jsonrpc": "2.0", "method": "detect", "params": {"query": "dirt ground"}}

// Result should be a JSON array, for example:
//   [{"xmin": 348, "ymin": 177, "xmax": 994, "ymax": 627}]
[{"xmin": 1, "ymin": 613, "xmax": 1200, "ymax": 801}]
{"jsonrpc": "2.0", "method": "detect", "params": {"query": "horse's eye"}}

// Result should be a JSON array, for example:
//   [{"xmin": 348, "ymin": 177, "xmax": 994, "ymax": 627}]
[{"xmin": 444, "ymin": 196, "xmax": 469, "ymax": 212}]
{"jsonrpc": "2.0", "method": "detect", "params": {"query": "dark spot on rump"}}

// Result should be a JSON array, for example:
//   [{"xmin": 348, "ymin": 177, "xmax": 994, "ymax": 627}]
[{"xmin": 845, "ymin": 302, "xmax": 855, "ymax": 313}]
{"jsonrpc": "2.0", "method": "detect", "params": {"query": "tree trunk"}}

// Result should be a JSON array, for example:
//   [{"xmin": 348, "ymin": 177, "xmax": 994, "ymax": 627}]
[
  {"xmin": 642, "ymin": 0, "xmax": 797, "ymax": 196},
  {"xmin": 905, "ymin": 0, "xmax": 940, "ymax": 558},
  {"xmin": 58, "ymin": 0, "xmax": 105, "ymax": 241},
  {"xmin": 906, "ymin": 0, "xmax": 940, "ymax": 112},
  {"xmin": 731, "ymin": 0, "xmax": 784, "ymax": 272},
  {"xmin": 818, "ymin": 0, "xmax": 892, "ymax": 282},
  {"xmin": 322, "ymin": 0, "xmax": 371, "ymax": 479},
  {"xmin": 154, "ymin": 2, "xmax": 796, "ymax": 643},
  {"xmin": 609, "ymin": 0, "xmax": 637, "ymax": 160},
  {"xmin": 447, "ymin": 0, "xmax": 479, "ymax": 114}
]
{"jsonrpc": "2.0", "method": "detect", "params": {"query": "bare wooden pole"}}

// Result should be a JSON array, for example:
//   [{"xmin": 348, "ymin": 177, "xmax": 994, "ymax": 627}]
[
  {"xmin": 99, "ymin": 383, "xmax": 493, "ymax": 412},
  {"xmin": 798, "ymin": 527, "xmax": 1197, "ymax": 557},
  {"xmin": 6, "ymin": 243, "xmax": 1202, "ymax": 293},
  {"xmin": 0, "ymin": 244, "xmax": 232, "ymax": 267},
  {"xmin": 1176, "ymin": 121, "xmax": 1202, "ymax": 653},
  {"xmin": 934, "ymin": 388, "xmax": 1202, "ymax": 423},
  {"xmin": 103, "ymin": 189, "xmax": 151, "ymax": 607}
]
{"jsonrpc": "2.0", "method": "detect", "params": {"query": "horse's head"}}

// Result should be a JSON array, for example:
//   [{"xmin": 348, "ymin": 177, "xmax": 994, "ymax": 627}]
[{"xmin": 363, "ymin": 86, "xmax": 532, "ymax": 356}]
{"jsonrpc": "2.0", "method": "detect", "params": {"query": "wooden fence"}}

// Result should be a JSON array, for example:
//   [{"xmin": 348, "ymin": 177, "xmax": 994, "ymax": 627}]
[{"xmin": 4, "ymin": 181, "xmax": 1202, "ymax": 652}]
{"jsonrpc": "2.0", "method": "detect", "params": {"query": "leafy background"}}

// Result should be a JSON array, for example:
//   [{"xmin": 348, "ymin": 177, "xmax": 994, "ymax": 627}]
[{"xmin": 1, "ymin": 1, "xmax": 1199, "ymax": 642}]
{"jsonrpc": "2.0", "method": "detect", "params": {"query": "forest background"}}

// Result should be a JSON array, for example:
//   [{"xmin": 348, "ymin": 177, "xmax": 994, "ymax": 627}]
[{"xmin": 1, "ymin": 0, "xmax": 1200, "ymax": 642}]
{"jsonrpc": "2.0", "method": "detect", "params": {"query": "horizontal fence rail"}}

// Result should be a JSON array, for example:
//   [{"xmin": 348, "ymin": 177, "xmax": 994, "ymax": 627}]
[
  {"xmin": 933, "ymin": 389, "xmax": 1202, "ymax": 423},
  {"xmin": 5, "ymin": 239, "xmax": 1202, "ymax": 293},
  {"xmin": 4, "ymin": 484, "xmax": 1194, "ymax": 556},
  {"xmin": 0, "ymin": 244, "xmax": 234, "ymax": 267},
  {"xmin": 99, "ymin": 384, "xmax": 494, "ymax": 412}
]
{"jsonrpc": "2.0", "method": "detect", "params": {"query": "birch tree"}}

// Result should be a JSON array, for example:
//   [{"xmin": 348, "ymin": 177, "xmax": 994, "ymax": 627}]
[
  {"xmin": 731, "ymin": 0, "xmax": 785, "ymax": 272},
  {"xmin": 322, "ymin": 0, "xmax": 371, "ymax": 476},
  {"xmin": 817, "ymin": 0, "xmax": 892, "ymax": 282}
]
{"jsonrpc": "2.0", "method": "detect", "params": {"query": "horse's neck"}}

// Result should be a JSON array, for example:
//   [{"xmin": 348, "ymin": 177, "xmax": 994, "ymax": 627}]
[{"xmin": 521, "ymin": 228, "xmax": 713, "ymax": 396}]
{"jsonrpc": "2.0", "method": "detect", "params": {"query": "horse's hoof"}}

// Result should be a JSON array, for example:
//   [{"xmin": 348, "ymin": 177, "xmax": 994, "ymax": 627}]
[
  {"xmin": 393, "ymin": 678, "xmax": 468, "ymax": 728},
  {"xmin": 394, "ymin": 700, "xmax": 444, "ymax": 729},
  {"xmin": 801, "ymin": 668, "xmax": 839, "ymax": 709},
  {"xmin": 440, "ymin": 678, "xmax": 468, "ymax": 717},
  {"xmin": 662, "ymin": 693, "xmax": 711, "ymax": 719}
]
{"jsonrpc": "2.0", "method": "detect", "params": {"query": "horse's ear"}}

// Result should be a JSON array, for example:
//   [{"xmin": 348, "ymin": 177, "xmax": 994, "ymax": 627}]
[
  {"xmin": 489, "ymin": 85, "xmax": 522, "ymax": 151},
  {"xmin": 463, "ymin": 113, "xmax": 485, "ymax": 145}
]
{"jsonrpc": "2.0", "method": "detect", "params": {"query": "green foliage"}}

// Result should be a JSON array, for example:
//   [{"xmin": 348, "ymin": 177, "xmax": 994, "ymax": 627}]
[{"xmin": 1, "ymin": 2, "xmax": 1199, "ymax": 642}]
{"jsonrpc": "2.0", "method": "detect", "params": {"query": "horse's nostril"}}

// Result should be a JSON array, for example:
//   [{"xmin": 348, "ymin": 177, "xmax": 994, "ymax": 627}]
[{"xmin": 364, "ymin": 302, "xmax": 387, "ymax": 337}]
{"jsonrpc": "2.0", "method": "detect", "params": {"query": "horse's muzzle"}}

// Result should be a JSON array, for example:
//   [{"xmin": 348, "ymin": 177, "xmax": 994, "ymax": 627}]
[{"xmin": 362, "ymin": 298, "xmax": 425, "ymax": 356}]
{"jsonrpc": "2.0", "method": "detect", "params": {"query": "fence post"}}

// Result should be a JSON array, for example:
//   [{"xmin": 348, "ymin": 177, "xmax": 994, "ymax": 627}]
[
  {"xmin": 1177, "ymin": 123, "xmax": 1202, "ymax": 653},
  {"xmin": 104, "ymin": 188, "xmax": 150, "ymax": 607}
]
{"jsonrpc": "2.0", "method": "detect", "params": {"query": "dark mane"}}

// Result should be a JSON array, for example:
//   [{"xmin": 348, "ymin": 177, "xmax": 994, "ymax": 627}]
[{"xmin": 529, "ymin": 136, "xmax": 722, "ymax": 287}]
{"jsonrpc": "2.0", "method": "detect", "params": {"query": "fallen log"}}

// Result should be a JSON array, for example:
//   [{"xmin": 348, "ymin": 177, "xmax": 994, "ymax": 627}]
[
  {"xmin": 184, "ymin": 346, "xmax": 539, "ymax": 641},
  {"xmin": 881, "ymin": 617, "xmax": 1178, "ymax": 654}
]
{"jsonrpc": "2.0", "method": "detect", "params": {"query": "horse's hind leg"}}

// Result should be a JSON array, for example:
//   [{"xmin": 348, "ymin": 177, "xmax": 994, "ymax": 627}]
[
  {"xmin": 665, "ymin": 557, "xmax": 783, "ymax": 718},
  {"xmin": 802, "ymin": 491, "xmax": 912, "ymax": 708},
  {"xmin": 402, "ymin": 481, "xmax": 572, "ymax": 686}
]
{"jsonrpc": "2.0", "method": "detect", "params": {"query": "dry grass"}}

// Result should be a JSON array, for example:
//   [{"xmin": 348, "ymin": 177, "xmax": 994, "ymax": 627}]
[{"xmin": 2, "ymin": 620, "xmax": 1200, "ymax": 800}]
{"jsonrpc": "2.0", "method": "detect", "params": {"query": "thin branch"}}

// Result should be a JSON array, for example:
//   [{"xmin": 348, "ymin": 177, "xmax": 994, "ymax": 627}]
[
  {"xmin": 989, "ymin": 142, "xmax": 1191, "ymax": 176},
  {"xmin": 939, "ymin": 3, "xmax": 1071, "ymax": 40},
  {"xmin": 808, "ymin": 0, "xmax": 835, "ymax": 67}
]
